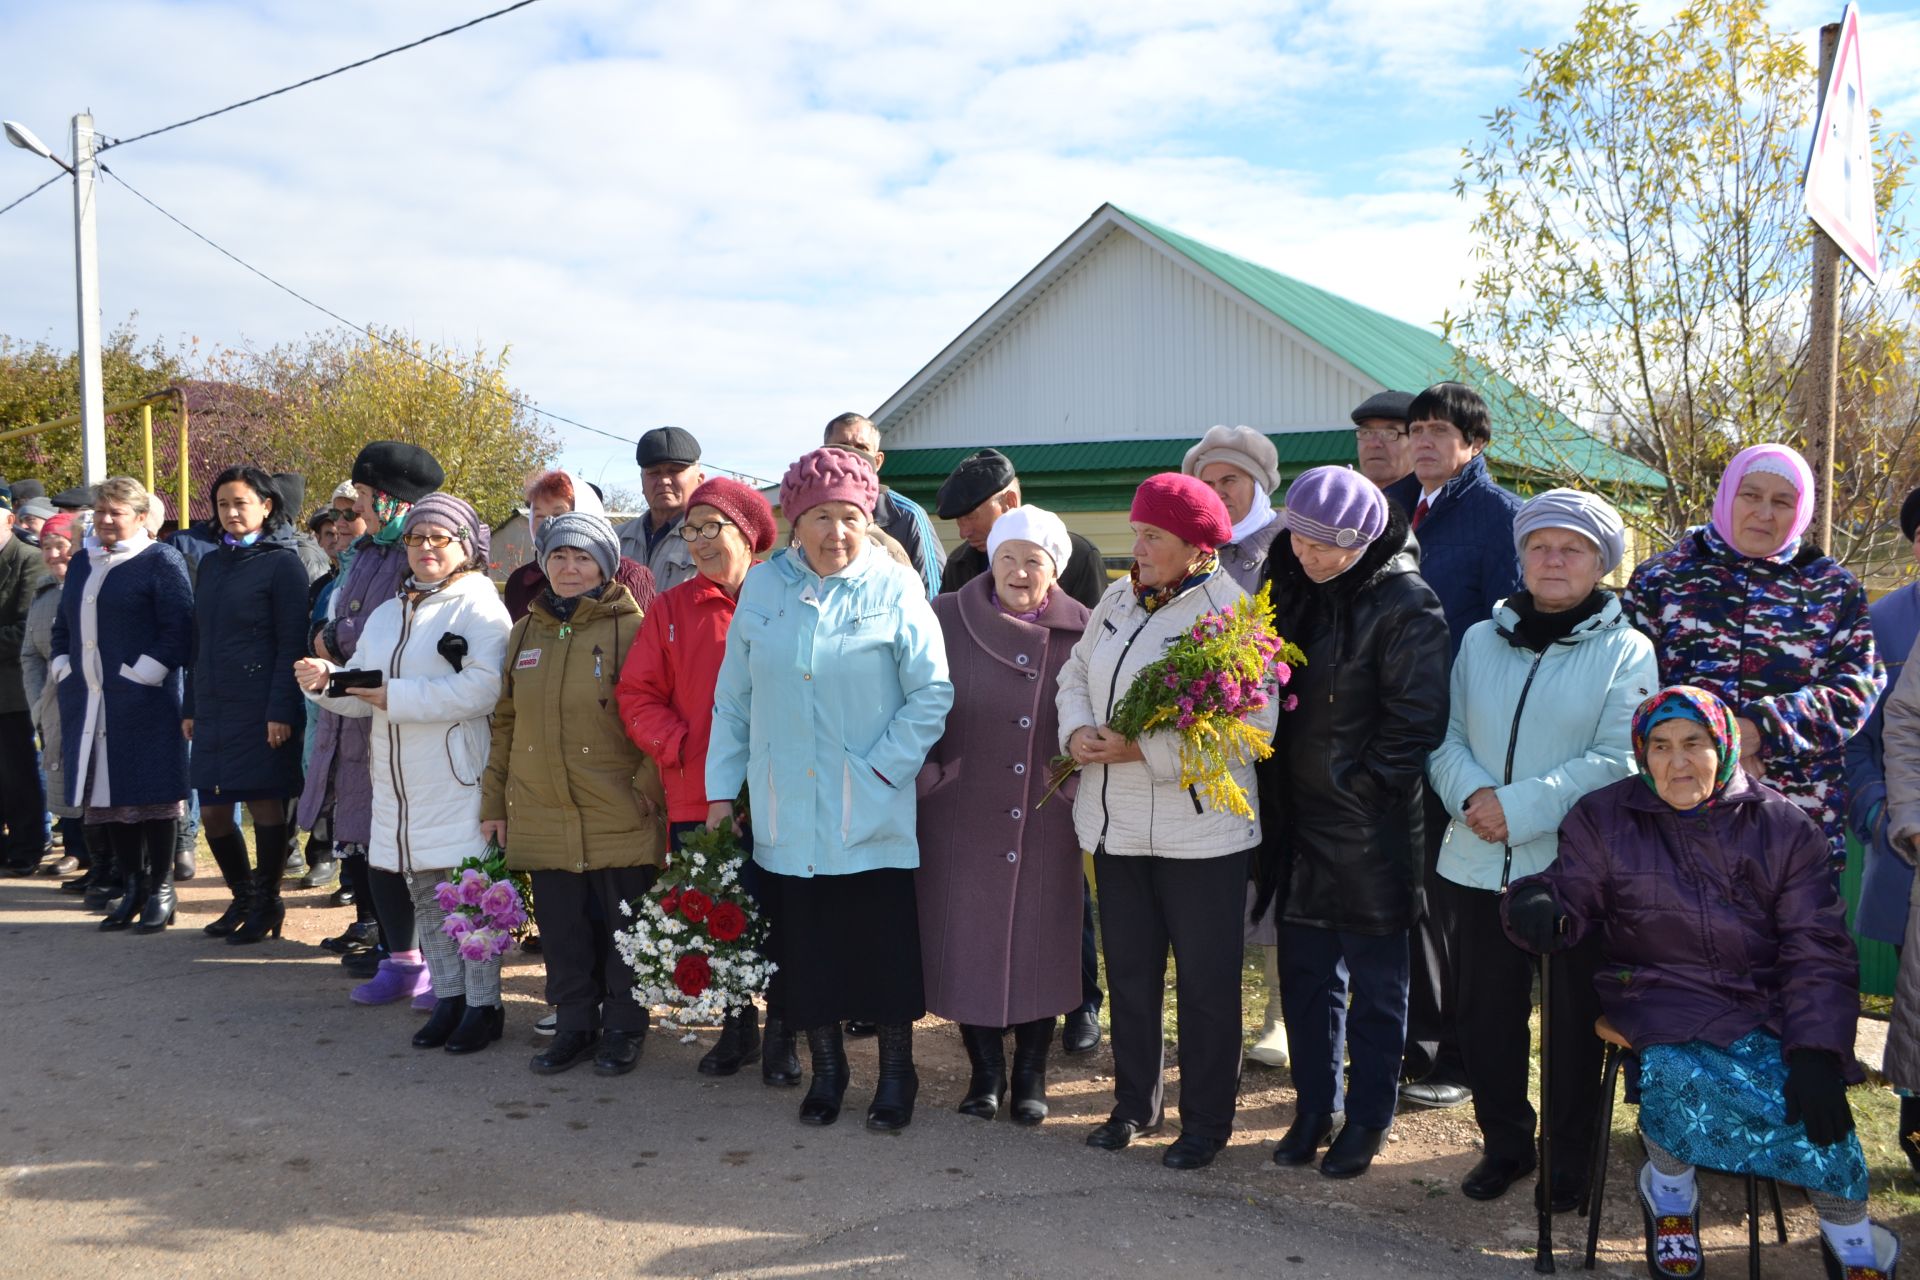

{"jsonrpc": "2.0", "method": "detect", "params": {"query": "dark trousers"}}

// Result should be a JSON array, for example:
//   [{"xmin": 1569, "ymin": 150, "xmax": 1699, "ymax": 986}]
[
  {"xmin": 1279, "ymin": 924, "xmax": 1410, "ymax": 1129},
  {"xmin": 1439, "ymin": 876, "xmax": 1604, "ymax": 1168},
  {"xmin": 1094, "ymin": 849, "xmax": 1246, "ymax": 1142},
  {"xmin": 1403, "ymin": 789, "xmax": 1461, "ymax": 1080},
  {"xmin": 0, "ymin": 710, "xmax": 43, "ymax": 867},
  {"xmin": 530, "ymin": 866, "xmax": 659, "ymax": 1033},
  {"xmin": 1078, "ymin": 874, "xmax": 1104, "ymax": 1014},
  {"xmin": 366, "ymin": 866, "xmax": 417, "ymax": 952}
]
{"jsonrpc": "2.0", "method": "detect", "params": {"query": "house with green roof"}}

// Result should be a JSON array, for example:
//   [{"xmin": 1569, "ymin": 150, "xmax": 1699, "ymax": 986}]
[{"xmin": 871, "ymin": 203, "xmax": 1663, "ymax": 561}]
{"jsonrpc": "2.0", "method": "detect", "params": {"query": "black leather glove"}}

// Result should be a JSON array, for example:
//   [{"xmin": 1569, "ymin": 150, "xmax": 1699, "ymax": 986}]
[
  {"xmin": 437, "ymin": 632, "xmax": 469, "ymax": 672},
  {"xmin": 1504, "ymin": 882, "xmax": 1563, "ymax": 954},
  {"xmin": 1783, "ymin": 1048, "xmax": 1855, "ymax": 1146}
]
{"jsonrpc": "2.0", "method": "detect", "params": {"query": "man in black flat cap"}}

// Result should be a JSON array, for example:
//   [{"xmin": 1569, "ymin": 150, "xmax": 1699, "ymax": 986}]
[
  {"xmin": 1351, "ymin": 389, "xmax": 1416, "ymax": 495},
  {"xmin": 616, "ymin": 427, "xmax": 702, "ymax": 593},
  {"xmin": 822, "ymin": 413, "xmax": 944, "ymax": 599},
  {"xmin": 936, "ymin": 448, "xmax": 1106, "ymax": 609}
]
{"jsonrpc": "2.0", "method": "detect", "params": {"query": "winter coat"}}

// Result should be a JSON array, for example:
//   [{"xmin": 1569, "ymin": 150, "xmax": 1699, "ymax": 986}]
[
  {"xmin": 504, "ymin": 555, "xmax": 657, "ymax": 622},
  {"xmin": 1509, "ymin": 772, "xmax": 1861, "ymax": 1078},
  {"xmin": 1253, "ymin": 510, "xmax": 1449, "ymax": 933},
  {"xmin": 296, "ymin": 538, "xmax": 412, "ymax": 842},
  {"xmin": 289, "ymin": 530, "xmax": 333, "ymax": 585},
  {"xmin": 617, "ymin": 574, "xmax": 739, "ymax": 823},
  {"xmin": 943, "ymin": 530, "xmax": 1108, "ymax": 610},
  {"xmin": 916, "ymin": 575, "xmax": 1090, "ymax": 1026},
  {"xmin": 482, "ymin": 585, "xmax": 667, "ymax": 873},
  {"xmin": 1428, "ymin": 593, "xmax": 1658, "ymax": 891},
  {"xmin": 1057, "ymin": 571, "xmax": 1278, "ymax": 860},
  {"xmin": 51, "ymin": 538, "xmax": 193, "ymax": 809},
  {"xmin": 1383, "ymin": 455, "xmax": 1524, "ymax": 658},
  {"xmin": 616, "ymin": 512, "xmax": 697, "ymax": 594},
  {"xmin": 874, "ymin": 487, "xmax": 944, "ymax": 599},
  {"xmin": 23, "ymin": 577, "xmax": 77, "ymax": 818},
  {"xmin": 1217, "ymin": 511, "xmax": 1283, "ymax": 593},
  {"xmin": 1622, "ymin": 525, "xmax": 1882, "ymax": 865},
  {"xmin": 0, "ymin": 533, "xmax": 48, "ymax": 714},
  {"xmin": 182, "ymin": 526, "xmax": 310, "ymax": 798},
  {"xmin": 304, "ymin": 570, "xmax": 510, "ymax": 875},
  {"xmin": 1844, "ymin": 581, "xmax": 1920, "ymax": 945},
  {"xmin": 706, "ymin": 546, "xmax": 953, "ymax": 878}
]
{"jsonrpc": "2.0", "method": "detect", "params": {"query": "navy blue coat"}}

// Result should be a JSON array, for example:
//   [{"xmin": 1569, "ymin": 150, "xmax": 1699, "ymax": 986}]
[
  {"xmin": 1383, "ymin": 455, "xmax": 1523, "ymax": 660},
  {"xmin": 184, "ymin": 525, "xmax": 309, "ymax": 798},
  {"xmin": 52, "ymin": 541, "xmax": 193, "ymax": 808}
]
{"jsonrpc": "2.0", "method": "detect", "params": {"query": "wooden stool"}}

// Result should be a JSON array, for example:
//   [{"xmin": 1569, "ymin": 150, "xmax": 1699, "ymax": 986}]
[{"xmin": 1585, "ymin": 1017, "xmax": 1786, "ymax": 1277}]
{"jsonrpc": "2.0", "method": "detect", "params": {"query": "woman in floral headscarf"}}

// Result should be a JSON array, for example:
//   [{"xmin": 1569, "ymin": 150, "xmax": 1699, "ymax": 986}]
[
  {"xmin": 1503, "ymin": 686, "xmax": 1893, "ymax": 1280},
  {"xmin": 1621, "ymin": 445, "xmax": 1883, "ymax": 869}
]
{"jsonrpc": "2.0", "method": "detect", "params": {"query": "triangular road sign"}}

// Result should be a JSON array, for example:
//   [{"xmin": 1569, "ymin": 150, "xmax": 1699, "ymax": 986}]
[{"xmin": 1804, "ymin": 3, "xmax": 1882, "ymax": 284}]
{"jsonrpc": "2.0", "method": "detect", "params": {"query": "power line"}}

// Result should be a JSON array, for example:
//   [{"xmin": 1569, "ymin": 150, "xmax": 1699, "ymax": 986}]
[
  {"xmin": 98, "ymin": 0, "xmax": 547, "ymax": 153},
  {"xmin": 0, "ymin": 172, "xmax": 62, "ymax": 218},
  {"xmin": 96, "ymin": 161, "xmax": 779, "ymax": 487}
]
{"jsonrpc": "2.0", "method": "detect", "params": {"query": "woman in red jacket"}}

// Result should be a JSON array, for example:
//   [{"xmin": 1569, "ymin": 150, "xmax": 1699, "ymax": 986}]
[{"xmin": 616, "ymin": 476, "xmax": 793, "ymax": 1083}]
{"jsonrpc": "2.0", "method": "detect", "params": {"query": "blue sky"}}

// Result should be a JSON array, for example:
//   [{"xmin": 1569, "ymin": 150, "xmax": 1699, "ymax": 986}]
[{"xmin": 2, "ymin": 0, "xmax": 1917, "ymax": 500}]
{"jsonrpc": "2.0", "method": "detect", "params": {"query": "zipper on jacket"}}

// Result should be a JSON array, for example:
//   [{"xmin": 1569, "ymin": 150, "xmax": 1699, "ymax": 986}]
[
  {"xmin": 1095, "ymin": 583, "xmax": 1207, "ymax": 851},
  {"xmin": 385, "ymin": 592, "xmax": 421, "ymax": 874},
  {"xmin": 1495, "ymin": 648, "xmax": 1548, "ymax": 892}
]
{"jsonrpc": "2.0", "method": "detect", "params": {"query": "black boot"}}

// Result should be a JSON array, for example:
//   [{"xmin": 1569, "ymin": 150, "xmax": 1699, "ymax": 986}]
[
  {"xmin": 699, "ymin": 1005, "xmax": 763, "ymax": 1077},
  {"xmin": 1902, "ymin": 1096, "xmax": 1920, "ymax": 1179},
  {"xmin": 866, "ymin": 1023, "xmax": 918, "ymax": 1132},
  {"xmin": 445, "ymin": 1004, "xmax": 505, "ymax": 1055},
  {"xmin": 134, "ymin": 818, "xmax": 179, "ymax": 933},
  {"xmin": 798, "ymin": 1024, "xmax": 848, "ymax": 1125},
  {"xmin": 761, "ymin": 1015, "xmax": 802, "ymax": 1087},
  {"xmin": 201, "ymin": 831, "xmax": 252, "ymax": 937},
  {"xmin": 99, "ymin": 826, "xmax": 145, "ymax": 932},
  {"xmin": 228, "ymin": 823, "xmax": 288, "ymax": 945},
  {"xmin": 79, "ymin": 826, "xmax": 118, "ymax": 908},
  {"xmin": 413, "ymin": 996, "xmax": 467, "ymax": 1048},
  {"xmin": 1009, "ymin": 1017, "xmax": 1054, "ymax": 1126},
  {"xmin": 956, "ymin": 1024, "xmax": 1007, "ymax": 1120}
]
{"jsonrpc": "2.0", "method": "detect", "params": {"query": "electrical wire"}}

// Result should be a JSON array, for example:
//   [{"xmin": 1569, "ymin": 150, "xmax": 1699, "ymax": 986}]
[
  {"xmin": 0, "ymin": 172, "xmax": 62, "ymax": 218},
  {"xmin": 97, "ymin": 161, "xmax": 779, "ymax": 486},
  {"xmin": 99, "ymin": 0, "xmax": 547, "ymax": 153}
]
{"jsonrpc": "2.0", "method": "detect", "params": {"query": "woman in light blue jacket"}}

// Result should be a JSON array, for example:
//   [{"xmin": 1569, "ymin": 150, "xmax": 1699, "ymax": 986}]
[
  {"xmin": 707, "ymin": 446, "xmax": 953, "ymax": 1134},
  {"xmin": 1426, "ymin": 489, "xmax": 1658, "ymax": 1210}
]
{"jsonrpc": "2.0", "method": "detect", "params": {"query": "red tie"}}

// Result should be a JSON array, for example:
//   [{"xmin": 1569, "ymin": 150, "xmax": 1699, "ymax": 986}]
[{"xmin": 1412, "ymin": 498, "xmax": 1430, "ymax": 530}]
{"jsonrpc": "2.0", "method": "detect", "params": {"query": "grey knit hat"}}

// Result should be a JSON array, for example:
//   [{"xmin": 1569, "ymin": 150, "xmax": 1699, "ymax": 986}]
[
  {"xmin": 535, "ymin": 510, "xmax": 620, "ymax": 582},
  {"xmin": 1512, "ymin": 488, "xmax": 1626, "ymax": 573}
]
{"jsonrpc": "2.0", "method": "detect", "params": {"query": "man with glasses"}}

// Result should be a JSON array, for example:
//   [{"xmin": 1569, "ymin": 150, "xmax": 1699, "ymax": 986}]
[
  {"xmin": 821, "ymin": 413, "xmax": 944, "ymax": 599},
  {"xmin": 616, "ymin": 427, "xmax": 704, "ymax": 593},
  {"xmin": 1350, "ymin": 391, "xmax": 1416, "ymax": 493}
]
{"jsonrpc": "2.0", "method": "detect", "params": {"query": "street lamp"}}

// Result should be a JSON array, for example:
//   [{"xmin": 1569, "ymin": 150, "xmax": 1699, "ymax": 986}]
[{"xmin": 5, "ymin": 113, "xmax": 105, "ymax": 484}]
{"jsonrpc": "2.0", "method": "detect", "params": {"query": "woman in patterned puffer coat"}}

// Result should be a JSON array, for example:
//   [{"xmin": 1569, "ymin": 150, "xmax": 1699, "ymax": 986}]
[{"xmin": 1621, "ymin": 444, "xmax": 1882, "ymax": 866}]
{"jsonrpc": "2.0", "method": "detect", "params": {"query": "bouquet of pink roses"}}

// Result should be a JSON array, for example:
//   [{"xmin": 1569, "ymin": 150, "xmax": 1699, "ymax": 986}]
[{"xmin": 434, "ymin": 840, "xmax": 529, "ymax": 963}]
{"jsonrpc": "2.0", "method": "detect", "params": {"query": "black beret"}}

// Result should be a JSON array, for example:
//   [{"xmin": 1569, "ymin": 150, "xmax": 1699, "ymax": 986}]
[
  {"xmin": 351, "ymin": 441, "xmax": 445, "ymax": 504},
  {"xmin": 1350, "ymin": 390, "xmax": 1416, "ymax": 426},
  {"xmin": 1902, "ymin": 487, "xmax": 1920, "ymax": 543},
  {"xmin": 8, "ymin": 479, "xmax": 45, "ymax": 504},
  {"xmin": 936, "ymin": 448, "xmax": 1017, "ymax": 520},
  {"xmin": 636, "ymin": 426, "xmax": 701, "ymax": 468},
  {"xmin": 51, "ymin": 485, "xmax": 93, "ymax": 511},
  {"xmin": 272, "ymin": 472, "xmax": 307, "ymax": 514}
]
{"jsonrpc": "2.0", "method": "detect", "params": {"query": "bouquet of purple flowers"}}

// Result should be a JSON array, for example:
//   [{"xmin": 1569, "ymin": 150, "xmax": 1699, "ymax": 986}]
[{"xmin": 434, "ymin": 841, "xmax": 528, "ymax": 963}]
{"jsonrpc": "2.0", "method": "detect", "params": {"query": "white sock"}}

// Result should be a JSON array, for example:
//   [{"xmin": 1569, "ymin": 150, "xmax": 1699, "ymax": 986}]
[
  {"xmin": 1820, "ymin": 1217, "xmax": 1876, "ymax": 1268},
  {"xmin": 1645, "ymin": 1162, "xmax": 1696, "ymax": 1214}
]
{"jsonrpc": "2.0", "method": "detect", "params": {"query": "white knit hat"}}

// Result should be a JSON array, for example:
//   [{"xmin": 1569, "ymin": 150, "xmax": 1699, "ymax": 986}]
[{"xmin": 986, "ymin": 505, "xmax": 1073, "ymax": 574}]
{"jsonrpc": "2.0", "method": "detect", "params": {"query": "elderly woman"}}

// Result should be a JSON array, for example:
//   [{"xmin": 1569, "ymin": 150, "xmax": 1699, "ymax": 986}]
[
  {"xmin": 1507, "ymin": 687, "xmax": 1893, "ymax": 1280},
  {"xmin": 481, "ymin": 512, "xmax": 667, "ymax": 1077},
  {"xmin": 706, "ymin": 448, "xmax": 952, "ymax": 1131},
  {"xmin": 184, "ymin": 466, "xmax": 311, "ymax": 944},
  {"xmin": 1057, "ymin": 473, "xmax": 1278, "ymax": 1171},
  {"xmin": 618, "ymin": 477, "xmax": 795, "ymax": 1083},
  {"xmin": 51, "ymin": 478, "xmax": 194, "ymax": 933},
  {"xmin": 1255, "ymin": 467, "xmax": 1450, "ymax": 1179},
  {"xmin": 25, "ymin": 513, "xmax": 88, "ymax": 891},
  {"xmin": 1623, "ymin": 444, "xmax": 1881, "ymax": 867},
  {"xmin": 295, "ymin": 494, "xmax": 511, "ymax": 1053},
  {"xmin": 504, "ymin": 469, "xmax": 657, "ymax": 621},
  {"xmin": 917, "ymin": 506, "xmax": 1091, "ymax": 1126},
  {"xmin": 1427, "ymin": 489, "xmax": 1659, "ymax": 1206}
]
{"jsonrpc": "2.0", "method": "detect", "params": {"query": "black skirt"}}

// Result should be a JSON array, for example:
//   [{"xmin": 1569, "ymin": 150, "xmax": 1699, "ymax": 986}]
[{"xmin": 758, "ymin": 866, "xmax": 925, "ymax": 1031}]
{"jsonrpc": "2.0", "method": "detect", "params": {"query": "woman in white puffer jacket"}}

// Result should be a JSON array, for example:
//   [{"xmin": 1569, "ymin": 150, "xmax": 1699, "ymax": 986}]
[{"xmin": 297, "ymin": 493, "xmax": 511, "ymax": 1055}]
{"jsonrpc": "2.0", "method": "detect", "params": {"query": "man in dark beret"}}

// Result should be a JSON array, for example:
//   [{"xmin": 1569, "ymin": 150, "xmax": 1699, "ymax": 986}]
[
  {"xmin": 615, "ymin": 426, "xmax": 702, "ymax": 593},
  {"xmin": 1351, "ymin": 389, "xmax": 1416, "ymax": 495},
  {"xmin": 820, "ymin": 413, "xmax": 945, "ymax": 598},
  {"xmin": 936, "ymin": 449, "xmax": 1106, "ymax": 610}
]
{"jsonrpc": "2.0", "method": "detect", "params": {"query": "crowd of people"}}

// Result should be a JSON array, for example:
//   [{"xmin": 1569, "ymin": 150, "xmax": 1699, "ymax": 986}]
[{"xmin": 5, "ymin": 385, "xmax": 1918, "ymax": 1278}]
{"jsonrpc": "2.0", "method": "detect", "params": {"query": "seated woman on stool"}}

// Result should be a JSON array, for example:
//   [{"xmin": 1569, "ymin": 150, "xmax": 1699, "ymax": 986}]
[{"xmin": 1504, "ymin": 686, "xmax": 1895, "ymax": 1280}]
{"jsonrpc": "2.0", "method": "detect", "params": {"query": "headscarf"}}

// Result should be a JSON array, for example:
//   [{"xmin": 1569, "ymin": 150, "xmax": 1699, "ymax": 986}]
[
  {"xmin": 369, "ymin": 490, "xmax": 412, "ymax": 546},
  {"xmin": 1710, "ymin": 444, "xmax": 1814, "ymax": 559},
  {"xmin": 1631, "ymin": 686, "xmax": 1741, "ymax": 808}
]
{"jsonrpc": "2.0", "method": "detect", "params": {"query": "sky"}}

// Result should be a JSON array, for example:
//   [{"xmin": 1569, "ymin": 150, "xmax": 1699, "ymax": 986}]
[{"xmin": 2, "ymin": 0, "xmax": 1918, "ymax": 496}]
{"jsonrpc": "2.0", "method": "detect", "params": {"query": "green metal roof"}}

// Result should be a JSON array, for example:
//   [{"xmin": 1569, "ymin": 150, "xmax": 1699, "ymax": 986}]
[{"xmin": 884, "ymin": 433, "xmax": 1353, "ymax": 480}]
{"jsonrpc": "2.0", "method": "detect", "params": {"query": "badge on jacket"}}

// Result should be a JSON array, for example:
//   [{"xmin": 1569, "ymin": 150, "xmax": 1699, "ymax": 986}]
[{"xmin": 517, "ymin": 649, "xmax": 541, "ymax": 670}]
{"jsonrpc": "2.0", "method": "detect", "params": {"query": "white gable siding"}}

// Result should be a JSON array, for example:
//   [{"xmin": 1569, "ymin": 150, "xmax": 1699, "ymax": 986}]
[{"xmin": 882, "ymin": 228, "xmax": 1376, "ymax": 450}]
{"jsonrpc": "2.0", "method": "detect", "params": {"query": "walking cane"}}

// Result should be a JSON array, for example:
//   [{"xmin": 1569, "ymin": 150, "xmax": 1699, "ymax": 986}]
[{"xmin": 1500, "ymin": 839, "xmax": 1555, "ymax": 1274}]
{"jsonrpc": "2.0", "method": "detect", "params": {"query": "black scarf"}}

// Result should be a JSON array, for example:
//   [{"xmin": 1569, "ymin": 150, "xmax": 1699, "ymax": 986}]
[
  {"xmin": 1501, "ymin": 589, "xmax": 1608, "ymax": 653},
  {"xmin": 542, "ymin": 583, "xmax": 605, "ymax": 622}
]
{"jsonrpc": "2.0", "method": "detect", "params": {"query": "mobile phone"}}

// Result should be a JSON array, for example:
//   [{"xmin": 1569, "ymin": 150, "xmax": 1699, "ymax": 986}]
[{"xmin": 326, "ymin": 669, "xmax": 385, "ymax": 698}]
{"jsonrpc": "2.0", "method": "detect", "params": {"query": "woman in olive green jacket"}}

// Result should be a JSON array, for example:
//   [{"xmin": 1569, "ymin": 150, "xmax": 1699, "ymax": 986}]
[{"xmin": 481, "ymin": 512, "xmax": 668, "ymax": 1078}]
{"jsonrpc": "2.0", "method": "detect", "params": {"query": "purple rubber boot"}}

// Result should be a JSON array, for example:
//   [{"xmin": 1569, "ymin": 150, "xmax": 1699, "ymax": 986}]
[{"xmin": 351, "ymin": 951, "xmax": 430, "ymax": 1006}]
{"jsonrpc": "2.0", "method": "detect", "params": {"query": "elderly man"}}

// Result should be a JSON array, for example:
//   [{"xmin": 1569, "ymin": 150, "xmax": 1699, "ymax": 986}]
[
  {"xmin": 13, "ymin": 496, "xmax": 53, "ymax": 547},
  {"xmin": 615, "ymin": 426, "xmax": 702, "ymax": 593},
  {"xmin": 0, "ymin": 496, "xmax": 48, "ymax": 875},
  {"xmin": 936, "ymin": 449, "xmax": 1106, "ymax": 609},
  {"xmin": 821, "ymin": 412, "xmax": 944, "ymax": 598},
  {"xmin": 1351, "ymin": 391, "xmax": 1416, "ymax": 494}
]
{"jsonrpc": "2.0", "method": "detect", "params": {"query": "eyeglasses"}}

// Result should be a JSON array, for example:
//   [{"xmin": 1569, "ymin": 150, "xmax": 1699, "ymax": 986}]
[
  {"xmin": 1353, "ymin": 427, "xmax": 1407, "ymax": 443},
  {"xmin": 401, "ymin": 532, "xmax": 459, "ymax": 549},
  {"xmin": 678, "ymin": 519, "xmax": 738, "ymax": 543}
]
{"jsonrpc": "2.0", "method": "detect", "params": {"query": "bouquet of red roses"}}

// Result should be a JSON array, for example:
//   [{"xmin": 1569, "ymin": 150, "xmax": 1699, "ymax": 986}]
[{"xmin": 613, "ymin": 823, "xmax": 774, "ymax": 1031}]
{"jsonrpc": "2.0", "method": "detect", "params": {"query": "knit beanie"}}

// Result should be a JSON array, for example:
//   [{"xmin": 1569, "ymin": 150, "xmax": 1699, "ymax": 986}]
[
  {"xmin": 780, "ymin": 447, "xmax": 879, "ymax": 522},
  {"xmin": 403, "ymin": 492, "xmax": 490, "ymax": 566},
  {"xmin": 1181, "ymin": 425, "xmax": 1281, "ymax": 494},
  {"xmin": 686, "ymin": 476, "xmax": 777, "ymax": 554},
  {"xmin": 1281, "ymin": 466, "xmax": 1388, "ymax": 548},
  {"xmin": 986, "ymin": 505, "xmax": 1073, "ymax": 574},
  {"xmin": 1512, "ymin": 488, "xmax": 1627, "ymax": 572},
  {"xmin": 1130, "ymin": 473, "xmax": 1231, "ymax": 552},
  {"xmin": 536, "ymin": 510, "xmax": 620, "ymax": 582}
]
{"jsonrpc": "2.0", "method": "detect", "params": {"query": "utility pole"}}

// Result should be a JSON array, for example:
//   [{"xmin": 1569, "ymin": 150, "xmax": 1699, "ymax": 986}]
[
  {"xmin": 70, "ymin": 112, "xmax": 106, "ymax": 486},
  {"xmin": 1806, "ymin": 23, "xmax": 1843, "ymax": 553}
]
